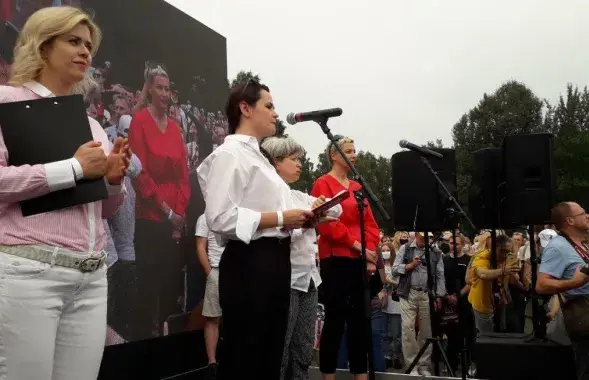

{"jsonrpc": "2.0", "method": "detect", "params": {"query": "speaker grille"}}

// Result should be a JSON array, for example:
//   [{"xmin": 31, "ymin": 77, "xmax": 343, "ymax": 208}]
[{"xmin": 391, "ymin": 149, "xmax": 457, "ymax": 231}]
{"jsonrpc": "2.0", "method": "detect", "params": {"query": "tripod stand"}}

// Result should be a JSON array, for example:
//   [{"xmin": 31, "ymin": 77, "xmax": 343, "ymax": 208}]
[
  {"xmin": 314, "ymin": 118, "xmax": 390, "ymax": 380},
  {"xmin": 404, "ymin": 157, "xmax": 476, "ymax": 380}
]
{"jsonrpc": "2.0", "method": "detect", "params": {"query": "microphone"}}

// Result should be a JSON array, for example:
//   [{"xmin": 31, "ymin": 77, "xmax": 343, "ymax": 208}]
[
  {"xmin": 286, "ymin": 108, "xmax": 343, "ymax": 125},
  {"xmin": 399, "ymin": 139, "xmax": 444, "ymax": 159}
]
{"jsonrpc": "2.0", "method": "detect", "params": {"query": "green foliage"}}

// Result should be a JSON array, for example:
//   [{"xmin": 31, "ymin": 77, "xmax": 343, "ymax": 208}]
[
  {"xmin": 354, "ymin": 151, "xmax": 394, "ymax": 233},
  {"xmin": 452, "ymin": 80, "xmax": 546, "ymax": 208},
  {"xmin": 425, "ymin": 139, "xmax": 445, "ymax": 149},
  {"xmin": 229, "ymin": 71, "xmax": 261, "ymax": 88},
  {"xmin": 313, "ymin": 151, "xmax": 331, "ymax": 179},
  {"xmin": 453, "ymin": 80, "xmax": 589, "ymax": 222}
]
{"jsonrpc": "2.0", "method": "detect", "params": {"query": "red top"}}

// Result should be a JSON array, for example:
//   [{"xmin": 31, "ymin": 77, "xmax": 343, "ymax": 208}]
[
  {"xmin": 311, "ymin": 174, "xmax": 380, "ymax": 260},
  {"xmin": 128, "ymin": 108, "xmax": 190, "ymax": 222}
]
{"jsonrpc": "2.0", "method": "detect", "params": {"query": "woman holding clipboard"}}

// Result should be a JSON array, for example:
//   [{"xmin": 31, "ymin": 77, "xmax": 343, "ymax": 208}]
[
  {"xmin": 0, "ymin": 7, "xmax": 130, "ymax": 380},
  {"xmin": 260, "ymin": 136, "xmax": 343, "ymax": 380},
  {"xmin": 311, "ymin": 135, "xmax": 381, "ymax": 380},
  {"xmin": 197, "ymin": 80, "xmax": 314, "ymax": 380}
]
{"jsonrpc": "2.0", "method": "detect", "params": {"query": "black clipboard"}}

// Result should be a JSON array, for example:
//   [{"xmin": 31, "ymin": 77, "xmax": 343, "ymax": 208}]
[{"xmin": 0, "ymin": 94, "xmax": 108, "ymax": 216}]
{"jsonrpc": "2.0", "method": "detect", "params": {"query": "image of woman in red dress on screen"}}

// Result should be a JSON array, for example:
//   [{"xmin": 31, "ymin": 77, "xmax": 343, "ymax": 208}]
[
  {"xmin": 128, "ymin": 65, "xmax": 190, "ymax": 340},
  {"xmin": 311, "ymin": 135, "xmax": 380, "ymax": 380}
]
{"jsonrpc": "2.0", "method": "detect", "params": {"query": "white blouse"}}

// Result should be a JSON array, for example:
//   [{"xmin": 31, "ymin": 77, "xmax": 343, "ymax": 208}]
[
  {"xmin": 289, "ymin": 190, "xmax": 342, "ymax": 292},
  {"xmin": 197, "ymin": 134, "xmax": 293, "ymax": 244}
]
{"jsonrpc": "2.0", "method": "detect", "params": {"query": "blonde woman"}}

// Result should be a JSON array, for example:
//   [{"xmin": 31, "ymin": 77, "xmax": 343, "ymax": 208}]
[
  {"xmin": 128, "ymin": 65, "xmax": 190, "ymax": 340},
  {"xmin": 0, "ymin": 6, "xmax": 130, "ymax": 380},
  {"xmin": 392, "ymin": 231, "xmax": 410, "ymax": 254},
  {"xmin": 467, "ymin": 233, "xmax": 519, "ymax": 334}
]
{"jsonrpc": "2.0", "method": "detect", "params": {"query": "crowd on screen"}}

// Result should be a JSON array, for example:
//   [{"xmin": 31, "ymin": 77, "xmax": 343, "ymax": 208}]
[{"xmin": 77, "ymin": 61, "xmax": 230, "ymax": 344}]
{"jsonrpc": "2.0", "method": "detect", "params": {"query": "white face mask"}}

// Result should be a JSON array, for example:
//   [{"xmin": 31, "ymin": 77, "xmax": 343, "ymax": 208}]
[{"xmin": 382, "ymin": 250, "xmax": 391, "ymax": 260}]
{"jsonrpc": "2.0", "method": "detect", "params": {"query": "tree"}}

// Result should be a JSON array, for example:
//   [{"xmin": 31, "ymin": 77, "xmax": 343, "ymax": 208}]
[
  {"xmin": 230, "ymin": 70, "xmax": 261, "ymax": 88},
  {"xmin": 354, "ymin": 151, "xmax": 393, "ymax": 233},
  {"xmin": 544, "ymin": 84, "xmax": 589, "ymax": 206},
  {"xmin": 425, "ymin": 138, "xmax": 445, "ymax": 149},
  {"xmin": 452, "ymin": 81, "xmax": 546, "ymax": 208},
  {"xmin": 313, "ymin": 151, "xmax": 331, "ymax": 179}
]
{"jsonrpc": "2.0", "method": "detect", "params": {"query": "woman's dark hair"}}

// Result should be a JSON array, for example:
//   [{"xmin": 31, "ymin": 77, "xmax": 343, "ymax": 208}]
[
  {"xmin": 225, "ymin": 79, "xmax": 270, "ymax": 134},
  {"xmin": 495, "ymin": 234, "xmax": 511, "ymax": 253}
]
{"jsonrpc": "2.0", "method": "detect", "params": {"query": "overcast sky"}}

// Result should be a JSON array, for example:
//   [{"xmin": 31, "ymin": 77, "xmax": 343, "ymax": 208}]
[{"xmin": 166, "ymin": 0, "xmax": 589, "ymax": 163}]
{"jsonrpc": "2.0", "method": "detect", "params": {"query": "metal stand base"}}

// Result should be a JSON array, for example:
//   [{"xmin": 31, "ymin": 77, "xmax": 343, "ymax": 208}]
[{"xmin": 405, "ymin": 336, "xmax": 454, "ymax": 377}]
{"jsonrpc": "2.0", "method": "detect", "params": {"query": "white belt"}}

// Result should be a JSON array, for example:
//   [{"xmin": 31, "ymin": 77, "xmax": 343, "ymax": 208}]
[{"xmin": 0, "ymin": 245, "xmax": 107, "ymax": 272}]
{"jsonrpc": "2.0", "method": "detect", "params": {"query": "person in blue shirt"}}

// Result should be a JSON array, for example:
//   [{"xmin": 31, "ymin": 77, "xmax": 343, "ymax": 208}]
[{"xmin": 537, "ymin": 201, "xmax": 589, "ymax": 380}]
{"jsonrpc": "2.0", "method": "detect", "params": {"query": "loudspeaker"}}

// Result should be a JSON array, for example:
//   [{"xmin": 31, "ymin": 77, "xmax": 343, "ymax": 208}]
[
  {"xmin": 475, "ymin": 333, "xmax": 575, "ymax": 380},
  {"xmin": 469, "ymin": 148, "xmax": 503, "ymax": 229},
  {"xmin": 391, "ymin": 149, "xmax": 457, "ymax": 231},
  {"xmin": 502, "ymin": 133, "xmax": 556, "ymax": 226}
]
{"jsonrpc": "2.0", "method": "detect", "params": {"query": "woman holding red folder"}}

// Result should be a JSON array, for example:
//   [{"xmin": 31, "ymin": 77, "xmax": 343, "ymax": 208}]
[
  {"xmin": 0, "ymin": 7, "xmax": 130, "ymax": 380},
  {"xmin": 311, "ymin": 135, "xmax": 381, "ymax": 380}
]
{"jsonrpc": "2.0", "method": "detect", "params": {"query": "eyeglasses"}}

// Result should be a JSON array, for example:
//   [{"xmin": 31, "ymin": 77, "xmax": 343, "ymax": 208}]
[
  {"xmin": 568, "ymin": 211, "xmax": 587, "ymax": 218},
  {"xmin": 241, "ymin": 78, "xmax": 260, "ymax": 96}
]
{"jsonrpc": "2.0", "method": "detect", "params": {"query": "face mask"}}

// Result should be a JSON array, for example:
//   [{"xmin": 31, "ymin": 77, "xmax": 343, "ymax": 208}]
[
  {"xmin": 382, "ymin": 250, "xmax": 391, "ymax": 260},
  {"xmin": 399, "ymin": 239, "xmax": 409, "ymax": 245},
  {"xmin": 440, "ymin": 242, "xmax": 451, "ymax": 254}
]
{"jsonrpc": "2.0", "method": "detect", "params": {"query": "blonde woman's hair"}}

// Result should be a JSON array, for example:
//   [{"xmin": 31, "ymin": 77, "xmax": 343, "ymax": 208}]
[
  {"xmin": 475, "ymin": 231, "xmax": 491, "ymax": 253},
  {"xmin": 392, "ymin": 231, "xmax": 408, "ymax": 252},
  {"xmin": 9, "ymin": 6, "xmax": 102, "ymax": 89},
  {"xmin": 145, "ymin": 64, "xmax": 168, "ymax": 85},
  {"xmin": 325, "ymin": 136, "xmax": 354, "ymax": 162}
]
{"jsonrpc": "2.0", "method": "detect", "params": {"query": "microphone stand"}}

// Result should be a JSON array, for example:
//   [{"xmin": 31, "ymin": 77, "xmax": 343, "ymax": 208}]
[
  {"xmin": 315, "ymin": 117, "xmax": 390, "ymax": 380},
  {"xmin": 411, "ymin": 156, "xmax": 475, "ymax": 379}
]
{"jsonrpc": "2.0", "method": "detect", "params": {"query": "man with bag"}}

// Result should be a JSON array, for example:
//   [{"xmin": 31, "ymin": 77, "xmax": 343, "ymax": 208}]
[{"xmin": 537, "ymin": 202, "xmax": 589, "ymax": 380}]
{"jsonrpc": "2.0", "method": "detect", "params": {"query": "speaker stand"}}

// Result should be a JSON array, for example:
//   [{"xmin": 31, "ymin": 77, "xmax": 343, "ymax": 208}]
[
  {"xmin": 526, "ymin": 224, "xmax": 548, "ymax": 341},
  {"xmin": 404, "ymin": 231, "xmax": 454, "ymax": 377},
  {"xmin": 409, "ymin": 157, "xmax": 476, "ymax": 380}
]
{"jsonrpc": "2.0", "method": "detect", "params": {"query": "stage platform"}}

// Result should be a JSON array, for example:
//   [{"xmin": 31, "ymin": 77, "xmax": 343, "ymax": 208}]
[
  {"xmin": 163, "ymin": 365, "xmax": 466, "ymax": 379},
  {"xmin": 308, "ymin": 367, "xmax": 464, "ymax": 379}
]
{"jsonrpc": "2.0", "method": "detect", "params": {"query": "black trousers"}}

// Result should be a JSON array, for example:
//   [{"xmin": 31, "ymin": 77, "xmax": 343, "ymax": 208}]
[
  {"xmin": 218, "ymin": 237, "xmax": 291, "ymax": 380},
  {"xmin": 319, "ymin": 256, "xmax": 369, "ymax": 374},
  {"xmin": 133, "ymin": 219, "xmax": 185, "ymax": 340},
  {"xmin": 441, "ymin": 298, "xmax": 475, "ymax": 372},
  {"xmin": 107, "ymin": 259, "xmax": 138, "ymax": 342}
]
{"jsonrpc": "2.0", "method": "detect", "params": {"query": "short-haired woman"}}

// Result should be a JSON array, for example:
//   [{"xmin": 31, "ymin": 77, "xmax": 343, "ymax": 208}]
[
  {"xmin": 261, "ymin": 135, "xmax": 342, "ymax": 380},
  {"xmin": 197, "ymin": 80, "xmax": 314, "ymax": 380},
  {"xmin": 311, "ymin": 135, "xmax": 381, "ymax": 380},
  {"xmin": 0, "ymin": 7, "xmax": 130, "ymax": 380}
]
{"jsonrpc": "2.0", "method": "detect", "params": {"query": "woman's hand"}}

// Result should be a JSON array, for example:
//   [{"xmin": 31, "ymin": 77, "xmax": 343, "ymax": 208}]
[
  {"xmin": 74, "ymin": 141, "xmax": 107, "ymax": 179},
  {"xmin": 283, "ymin": 209, "xmax": 314, "ymax": 229},
  {"xmin": 105, "ymin": 138, "xmax": 131, "ymax": 185},
  {"xmin": 172, "ymin": 228, "xmax": 182, "ymax": 243},
  {"xmin": 312, "ymin": 195, "xmax": 326, "ymax": 209}
]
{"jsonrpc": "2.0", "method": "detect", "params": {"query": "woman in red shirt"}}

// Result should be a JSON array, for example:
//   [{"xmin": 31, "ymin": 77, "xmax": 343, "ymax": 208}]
[
  {"xmin": 311, "ymin": 135, "xmax": 380, "ymax": 380},
  {"xmin": 128, "ymin": 66, "xmax": 190, "ymax": 340}
]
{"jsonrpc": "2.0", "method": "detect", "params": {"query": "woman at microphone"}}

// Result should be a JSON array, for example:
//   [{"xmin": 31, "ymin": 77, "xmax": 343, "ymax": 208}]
[
  {"xmin": 197, "ymin": 79, "xmax": 314, "ymax": 380},
  {"xmin": 311, "ymin": 135, "xmax": 381, "ymax": 380},
  {"xmin": 260, "ymin": 135, "xmax": 342, "ymax": 380}
]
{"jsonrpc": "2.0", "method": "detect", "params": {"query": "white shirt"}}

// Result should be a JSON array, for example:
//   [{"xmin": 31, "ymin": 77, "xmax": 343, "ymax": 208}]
[
  {"xmin": 384, "ymin": 264, "xmax": 401, "ymax": 314},
  {"xmin": 289, "ymin": 190, "xmax": 342, "ymax": 292},
  {"xmin": 197, "ymin": 134, "xmax": 292, "ymax": 244},
  {"xmin": 195, "ymin": 214, "xmax": 224, "ymax": 267}
]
